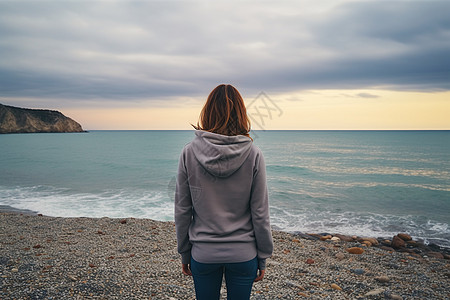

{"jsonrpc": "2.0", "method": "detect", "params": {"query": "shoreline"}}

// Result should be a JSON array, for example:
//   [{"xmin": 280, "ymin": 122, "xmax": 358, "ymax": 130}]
[
  {"xmin": 2, "ymin": 204, "xmax": 449, "ymax": 253},
  {"xmin": 1, "ymin": 212, "xmax": 449, "ymax": 299},
  {"xmin": 0, "ymin": 205, "xmax": 38, "ymax": 215}
]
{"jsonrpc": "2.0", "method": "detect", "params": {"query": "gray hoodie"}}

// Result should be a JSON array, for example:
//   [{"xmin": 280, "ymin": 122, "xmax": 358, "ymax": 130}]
[{"xmin": 175, "ymin": 130, "xmax": 273, "ymax": 269}]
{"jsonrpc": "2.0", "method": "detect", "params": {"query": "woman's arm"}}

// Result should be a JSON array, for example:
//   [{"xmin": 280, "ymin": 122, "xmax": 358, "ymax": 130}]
[
  {"xmin": 174, "ymin": 152, "xmax": 193, "ymax": 266},
  {"xmin": 250, "ymin": 150, "xmax": 274, "ymax": 274}
]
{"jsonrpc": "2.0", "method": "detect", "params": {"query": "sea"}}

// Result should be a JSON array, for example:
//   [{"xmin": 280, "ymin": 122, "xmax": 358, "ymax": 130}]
[{"xmin": 1, "ymin": 130, "xmax": 449, "ymax": 249}]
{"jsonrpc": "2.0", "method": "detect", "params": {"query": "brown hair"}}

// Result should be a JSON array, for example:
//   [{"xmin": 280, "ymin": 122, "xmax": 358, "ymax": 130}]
[{"xmin": 193, "ymin": 84, "xmax": 251, "ymax": 138}]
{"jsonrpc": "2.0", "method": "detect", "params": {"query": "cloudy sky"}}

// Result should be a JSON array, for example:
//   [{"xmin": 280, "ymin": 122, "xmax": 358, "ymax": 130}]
[{"xmin": 1, "ymin": 0, "xmax": 449, "ymax": 129}]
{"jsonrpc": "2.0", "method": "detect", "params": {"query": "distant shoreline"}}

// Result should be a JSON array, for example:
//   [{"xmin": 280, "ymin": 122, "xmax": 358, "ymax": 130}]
[
  {"xmin": 0, "ymin": 103, "xmax": 85, "ymax": 134},
  {"xmin": 76, "ymin": 129, "xmax": 450, "ymax": 132}
]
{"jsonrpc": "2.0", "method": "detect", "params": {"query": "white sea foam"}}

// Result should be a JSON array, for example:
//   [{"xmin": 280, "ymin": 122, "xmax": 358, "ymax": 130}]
[
  {"xmin": 0, "ymin": 185, "xmax": 174, "ymax": 221},
  {"xmin": 270, "ymin": 206, "xmax": 450, "ymax": 249},
  {"xmin": 2, "ymin": 185, "xmax": 449, "ymax": 249}
]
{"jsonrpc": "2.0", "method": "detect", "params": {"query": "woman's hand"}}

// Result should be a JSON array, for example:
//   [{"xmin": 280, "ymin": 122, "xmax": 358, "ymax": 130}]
[
  {"xmin": 182, "ymin": 264, "xmax": 192, "ymax": 276},
  {"xmin": 254, "ymin": 269, "xmax": 265, "ymax": 282}
]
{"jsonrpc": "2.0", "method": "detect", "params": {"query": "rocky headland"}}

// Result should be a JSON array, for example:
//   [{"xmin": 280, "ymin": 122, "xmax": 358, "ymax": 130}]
[
  {"xmin": 1, "ymin": 212, "xmax": 449, "ymax": 299},
  {"xmin": 0, "ymin": 103, "xmax": 84, "ymax": 134}
]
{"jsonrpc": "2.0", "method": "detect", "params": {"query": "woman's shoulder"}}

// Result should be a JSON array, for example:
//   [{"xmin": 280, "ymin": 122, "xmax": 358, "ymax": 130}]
[
  {"xmin": 249, "ymin": 142, "xmax": 262, "ymax": 153},
  {"xmin": 180, "ymin": 141, "xmax": 195, "ymax": 156},
  {"xmin": 248, "ymin": 143, "xmax": 265, "ymax": 161}
]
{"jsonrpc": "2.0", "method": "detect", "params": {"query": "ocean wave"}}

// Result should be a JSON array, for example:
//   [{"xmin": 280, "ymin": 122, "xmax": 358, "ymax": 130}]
[
  {"xmin": 303, "ymin": 165, "xmax": 450, "ymax": 181},
  {"xmin": 2, "ymin": 184, "xmax": 449, "ymax": 249},
  {"xmin": 310, "ymin": 180, "xmax": 450, "ymax": 192},
  {"xmin": 270, "ymin": 208, "xmax": 450, "ymax": 249},
  {"xmin": 0, "ymin": 185, "xmax": 174, "ymax": 221},
  {"xmin": 266, "ymin": 164, "xmax": 311, "ymax": 175}
]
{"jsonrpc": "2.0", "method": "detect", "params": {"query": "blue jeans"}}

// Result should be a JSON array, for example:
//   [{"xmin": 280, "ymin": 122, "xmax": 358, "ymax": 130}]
[{"xmin": 190, "ymin": 257, "xmax": 258, "ymax": 300}]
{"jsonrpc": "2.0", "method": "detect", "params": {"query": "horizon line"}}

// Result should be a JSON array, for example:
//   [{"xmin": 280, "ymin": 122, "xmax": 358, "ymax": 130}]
[{"xmin": 83, "ymin": 129, "xmax": 450, "ymax": 131}]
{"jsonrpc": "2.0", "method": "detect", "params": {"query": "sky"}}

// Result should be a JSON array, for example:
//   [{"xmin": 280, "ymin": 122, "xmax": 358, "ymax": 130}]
[{"xmin": 0, "ymin": 0, "xmax": 449, "ymax": 130}]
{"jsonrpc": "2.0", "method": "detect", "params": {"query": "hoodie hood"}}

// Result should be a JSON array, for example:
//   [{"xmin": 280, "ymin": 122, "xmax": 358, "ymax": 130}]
[{"xmin": 191, "ymin": 130, "xmax": 253, "ymax": 178}]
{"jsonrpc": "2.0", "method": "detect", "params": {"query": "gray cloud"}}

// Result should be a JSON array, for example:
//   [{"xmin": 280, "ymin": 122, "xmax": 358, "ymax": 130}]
[
  {"xmin": 356, "ymin": 93, "xmax": 379, "ymax": 99},
  {"xmin": 0, "ymin": 1, "xmax": 449, "ymax": 107}
]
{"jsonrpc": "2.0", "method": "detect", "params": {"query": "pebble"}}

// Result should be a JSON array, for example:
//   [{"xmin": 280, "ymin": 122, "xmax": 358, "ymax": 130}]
[
  {"xmin": 335, "ymin": 253, "xmax": 345, "ymax": 260},
  {"xmin": 391, "ymin": 236, "xmax": 406, "ymax": 249},
  {"xmin": 285, "ymin": 280, "xmax": 304, "ymax": 289},
  {"xmin": 362, "ymin": 241, "xmax": 372, "ymax": 247},
  {"xmin": 375, "ymin": 275, "xmax": 390, "ymax": 283},
  {"xmin": 351, "ymin": 268, "xmax": 365, "ymax": 275},
  {"xmin": 1, "ymin": 212, "xmax": 448, "ymax": 300},
  {"xmin": 334, "ymin": 234, "xmax": 354, "ymax": 242},
  {"xmin": 360, "ymin": 237, "xmax": 378, "ymax": 245},
  {"xmin": 365, "ymin": 288, "xmax": 385, "ymax": 296},
  {"xmin": 330, "ymin": 283, "xmax": 342, "ymax": 291},
  {"xmin": 380, "ymin": 246, "xmax": 396, "ymax": 252},
  {"xmin": 320, "ymin": 235, "xmax": 332, "ymax": 241},
  {"xmin": 68, "ymin": 275, "xmax": 78, "ymax": 281},
  {"xmin": 346, "ymin": 247, "xmax": 364, "ymax": 254},
  {"xmin": 397, "ymin": 233, "xmax": 412, "ymax": 241}
]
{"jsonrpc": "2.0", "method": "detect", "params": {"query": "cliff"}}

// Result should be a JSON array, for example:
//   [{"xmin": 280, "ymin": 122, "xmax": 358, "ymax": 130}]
[{"xmin": 0, "ymin": 103, "xmax": 85, "ymax": 134}]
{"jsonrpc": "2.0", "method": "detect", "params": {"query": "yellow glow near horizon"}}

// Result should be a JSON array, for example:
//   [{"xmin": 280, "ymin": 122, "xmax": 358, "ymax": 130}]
[
  {"xmin": 268, "ymin": 89, "xmax": 450, "ymax": 130},
  {"xmin": 64, "ymin": 105, "xmax": 202, "ymax": 130},
  {"xmin": 62, "ymin": 89, "xmax": 450, "ymax": 130}
]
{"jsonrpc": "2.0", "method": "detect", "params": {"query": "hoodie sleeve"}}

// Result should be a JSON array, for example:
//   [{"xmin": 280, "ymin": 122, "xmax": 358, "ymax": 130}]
[
  {"xmin": 174, "ymin": 150, "xmax": 193, "ymax": 264},
  {"xmin": 250, "ymin": 149, "xmax": 273, "ymax": 270}
]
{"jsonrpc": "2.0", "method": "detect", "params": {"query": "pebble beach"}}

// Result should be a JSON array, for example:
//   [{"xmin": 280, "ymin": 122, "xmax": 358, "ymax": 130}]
[{"xmin": 1, "ymin": 212, "xmax": 449, "ymax": 299}]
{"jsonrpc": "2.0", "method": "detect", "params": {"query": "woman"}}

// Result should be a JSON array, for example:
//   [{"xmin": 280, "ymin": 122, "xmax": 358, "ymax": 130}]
[{"xmin": 175, "ymin": 84, "xmax": 273, "ymax": 300}]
